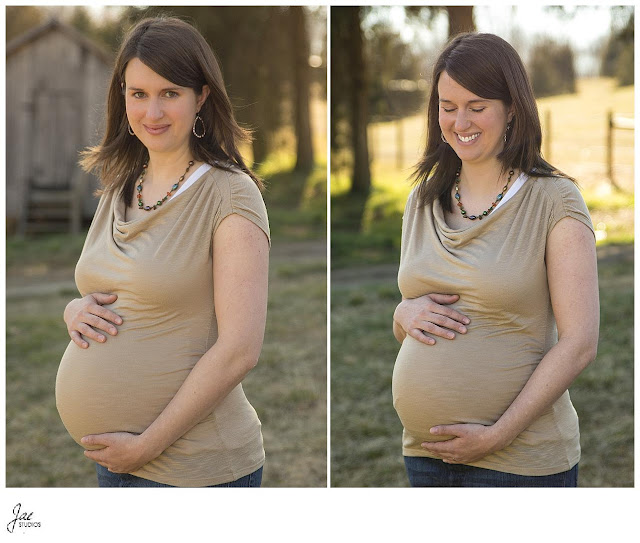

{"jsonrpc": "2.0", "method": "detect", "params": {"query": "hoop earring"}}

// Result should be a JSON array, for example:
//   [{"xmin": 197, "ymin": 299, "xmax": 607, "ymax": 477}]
[
  {"xmin": 192, "ymin": 114, "xmax": 206, "ymax": 138},
  {"xmin": 128, "ymin": 123, "xmax": 135, "ymax": 136},
  {"xmin": 441, "ymin": 132, "xmax": 448, "ymax": 144}
]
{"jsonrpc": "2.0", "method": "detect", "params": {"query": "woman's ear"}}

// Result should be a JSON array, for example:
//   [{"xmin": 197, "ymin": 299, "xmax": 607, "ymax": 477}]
[
  {"xmin": 507, "ymin": 104, "xmax": 515, "ymax": 124},
  {"xmin": 197, "ymin": 85, "xmax": 211, "ymax": 112}
]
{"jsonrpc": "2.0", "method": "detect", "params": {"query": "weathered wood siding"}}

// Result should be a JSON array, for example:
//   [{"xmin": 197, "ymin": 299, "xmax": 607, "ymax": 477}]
[{"xmin": 6, "ymin": 22, "xmax": 112, "ymax": 229}]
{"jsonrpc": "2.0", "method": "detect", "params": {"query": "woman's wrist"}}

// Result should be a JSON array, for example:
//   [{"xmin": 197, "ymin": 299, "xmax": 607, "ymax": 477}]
[
  {"xmin": 138, "ymin": 429, "xmax": 170, "ymax": 462},
  {"xmin": 489, "ymin": 419, "xmax": 519, "ymax": 451}
]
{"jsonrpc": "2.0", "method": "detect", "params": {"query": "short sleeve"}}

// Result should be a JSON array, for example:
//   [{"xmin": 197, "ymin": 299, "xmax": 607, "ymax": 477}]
[
  {"xmin": 212, "ymin": 168, "xmax": 271, "ymax": 247},
  {"xmin": 545, "ymin": 177, "xmax": 594, "ymax": 239}
]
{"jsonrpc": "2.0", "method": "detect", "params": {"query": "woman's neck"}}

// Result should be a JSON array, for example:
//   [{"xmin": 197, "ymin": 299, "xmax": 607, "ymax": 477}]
[
  {"xmin": 458, "ymin": 161, "xmax": 511, "ymax": 197},
  {"xmin": 146, "ymin": 147, "xmax": 197, "ymax": 186}
]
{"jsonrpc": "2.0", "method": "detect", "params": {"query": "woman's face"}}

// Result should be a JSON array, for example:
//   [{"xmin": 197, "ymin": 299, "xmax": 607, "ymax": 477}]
[
  {"xmin": 437, "ymin": 71, "xmax": 513, "ymax": 168},
  {"xmin": 124, "ymin": 58, "xmax": 209, "ymax": 157}
]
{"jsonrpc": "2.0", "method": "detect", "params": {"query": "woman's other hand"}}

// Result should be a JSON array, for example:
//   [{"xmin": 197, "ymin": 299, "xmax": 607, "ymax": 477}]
[
  {"xmin": 63, "ymin": 293, "xmax": 123, "ymax": 349},
  {"xmin": 420, "ymin": 424, "xmax": 506, "ymax": 464},
  {"xmin": 393, "ymin": 294, "xmax": 470, "ymax": 345},
  {"xmin": 81, "ymin": 432, "xmax": 155, "ymax": 474}
]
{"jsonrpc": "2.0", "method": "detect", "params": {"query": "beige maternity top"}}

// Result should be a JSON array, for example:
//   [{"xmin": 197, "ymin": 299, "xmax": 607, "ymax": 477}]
[
  {"xmin": 56, "ymin": 165, "xmax": 269, "ymax": 487},
  {"xmin": 392, "ymin": 175, "xmax": 593, "ymax": 476}
]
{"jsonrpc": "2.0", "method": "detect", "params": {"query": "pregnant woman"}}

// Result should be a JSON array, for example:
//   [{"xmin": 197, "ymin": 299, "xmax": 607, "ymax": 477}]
[
  {"xmin": 55, "ymin": 17, "xmax": 269, "ymax": 487},
  {"xmin": 392, "ymin": 33, "xmax": 599, "ymax": 487}
]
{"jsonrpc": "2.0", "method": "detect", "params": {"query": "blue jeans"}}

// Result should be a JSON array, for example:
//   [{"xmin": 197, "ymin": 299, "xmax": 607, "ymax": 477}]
[
  {"xmin": 95, "ymin": 464, "xmax": 263, "ymax": 487},
  {"xmin": 404, "ymin": 456, "xmax": 578, "ymax": 487}
]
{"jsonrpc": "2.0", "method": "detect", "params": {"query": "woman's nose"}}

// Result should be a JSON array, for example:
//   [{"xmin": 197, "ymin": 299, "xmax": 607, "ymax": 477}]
[
  {"xmin": 454, "ymin": 111, "xmax": 471, "ymax": 132},
  {"xmin": 146, "ymin": 98, "xmax": 163, "ymax": 120}
]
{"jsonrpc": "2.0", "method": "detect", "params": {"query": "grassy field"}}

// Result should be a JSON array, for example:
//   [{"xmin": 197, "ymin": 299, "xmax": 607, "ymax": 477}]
[
  {"xmin": 332, "ymin": 77, "xmax": 634, "ymax": 268},
  {"xmin": 330, "ymin": 77, "xmax": 633, "ymax": 487},
  {"xmin": 6, "ymin": 157, "xmax": 327, "ymax": 488}
]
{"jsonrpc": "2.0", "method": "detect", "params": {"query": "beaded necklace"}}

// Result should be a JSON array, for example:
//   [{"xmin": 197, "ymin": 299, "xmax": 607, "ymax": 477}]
[
  {"xmin": 454, "ymin": 168, "xmax": 515, "ymax": 220},
  {"xmin": 136, "ymin": 160, "xmax": 195, "ymax": 211}
]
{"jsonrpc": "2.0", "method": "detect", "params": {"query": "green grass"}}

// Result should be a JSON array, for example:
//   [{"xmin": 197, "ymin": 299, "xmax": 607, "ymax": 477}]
[
  {"xmin": 6, "ymin": 234, "xmax": 88, "ymax": 273},
  {"xmin": 330, "ymin": 247, "xmax": 633, "ymax": 487},
  {"xmin": 6, "ymin": 153, "xmax": 327, "ymax": 488}
]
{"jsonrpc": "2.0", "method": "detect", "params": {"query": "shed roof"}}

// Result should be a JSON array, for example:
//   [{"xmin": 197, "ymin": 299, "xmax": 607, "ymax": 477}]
[{"xmin": 6, "ymin": 17, "xmax": 113, "ymax": 65}]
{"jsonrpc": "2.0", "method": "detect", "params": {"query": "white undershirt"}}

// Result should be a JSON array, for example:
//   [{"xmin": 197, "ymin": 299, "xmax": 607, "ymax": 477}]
[
  {"xmin": 169, "ymin": 163, "xmax": 213, "ymax": 200},
  {"xmin": 493, "ymin": 171, "xmax": 527, "ymax": 212}
]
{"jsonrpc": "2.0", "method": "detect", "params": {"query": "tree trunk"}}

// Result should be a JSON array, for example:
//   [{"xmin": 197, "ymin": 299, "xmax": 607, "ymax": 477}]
[
  {"xmin": 347, "ymin": 7, "xmax": 371, "ymax": 194},
  {"xmin": 251, "ymin": 127, "xmax": 269, "ymax": 167},
  {"xmin": 447, "ymin": 6, "xmax": 475, "ymax": 37},
  {"xmin": 290, "ymin": 6, "xmax": 314, "ymax": 173}
]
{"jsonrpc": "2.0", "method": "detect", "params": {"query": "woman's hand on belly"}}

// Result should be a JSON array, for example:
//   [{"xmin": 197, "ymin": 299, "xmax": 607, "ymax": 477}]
[
  {"xmin": 420, "ymin": 423, "xmax": 509, "ymax": 464},
  {"xmin": 393, "ymin": 294, "xmax": 469, "ymax": 345},
  {"xmin": 81, "ymin": 432, "xmax": 158, "ymax": 474},
  {"xmin": 64, "ymin": 293, "xmax": 123, "ymax": 348}
]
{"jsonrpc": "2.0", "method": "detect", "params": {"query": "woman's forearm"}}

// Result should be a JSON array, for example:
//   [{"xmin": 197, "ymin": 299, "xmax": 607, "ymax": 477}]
[
  {"xmin": 139, "ymin": 338, "xmax": 260, "ymax": 460},
  {"xmin": 490, "ymin": 335, "xmax": 597, "ymax": 449}
]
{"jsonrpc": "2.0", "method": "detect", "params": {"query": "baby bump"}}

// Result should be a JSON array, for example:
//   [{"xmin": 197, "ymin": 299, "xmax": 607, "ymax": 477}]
[
  {"xmin": 392, "ymin": 335, "xmax": 536, "ymax": 442},
  {"xmin": 55, "ymin": 333, "xmax": 200, "ymax": 447}
]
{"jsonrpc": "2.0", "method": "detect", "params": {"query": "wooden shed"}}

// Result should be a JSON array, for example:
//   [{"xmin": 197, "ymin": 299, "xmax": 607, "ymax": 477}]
[{"xmin": 6, "ymin": 17, "xmax": 113, "ymax": 234}]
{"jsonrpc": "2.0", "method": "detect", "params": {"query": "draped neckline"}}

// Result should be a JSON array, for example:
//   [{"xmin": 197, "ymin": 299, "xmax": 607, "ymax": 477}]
[
  {"xmin": 114, "ymin": 167, "xmax": 213, "ymax": 225},
  {"xmin": 431, "ymin": 173, "xmax": 532, "ymax": 243}
]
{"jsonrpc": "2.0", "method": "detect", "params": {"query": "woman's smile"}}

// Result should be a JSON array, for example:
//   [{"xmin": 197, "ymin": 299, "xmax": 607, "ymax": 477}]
[
  {"xmin": 455, "ymin": 132, "xmax": 480, "ymax": 144},
  {"xmin": 143, "ymin": 124, "xmax": 171, "ymax": 135}
]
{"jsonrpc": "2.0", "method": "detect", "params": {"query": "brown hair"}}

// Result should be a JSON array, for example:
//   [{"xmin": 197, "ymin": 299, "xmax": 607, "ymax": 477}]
[
  {"xmin": 81, "ymin": 16, "xmax": 263, "ymax": 206},
  {"xmin": 413, "ymin": 32, "xmax": 572, "ymax": 211}
]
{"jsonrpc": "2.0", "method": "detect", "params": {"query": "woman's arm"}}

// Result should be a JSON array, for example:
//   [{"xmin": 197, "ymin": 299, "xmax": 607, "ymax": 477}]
[
  {"xmin": 82, "ymin": 213, "xmax": 269, "ymax": 472},
  {"xmin": 393, "ymin": 294, "xmax": 470, "ymax": 345},
  {"xmin": 422, "ymin": 216, "xmax": 599, "ymax": 463}
]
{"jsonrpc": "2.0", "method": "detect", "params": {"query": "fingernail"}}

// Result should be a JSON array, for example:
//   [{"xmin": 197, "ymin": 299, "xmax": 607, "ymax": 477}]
[
  {"xmin": 116, "ymin": 318, "xmax": 122, "ymax": 324},
  {"xmin": 99, "ymin": 336, "xmax": 105, "ymax": 342},
  {"xmin": 460, "ymin": 327, "xmax": 466, "ymax": 333},
  {"xmin": 82, "ymin": 343, "xmax": 88, "ymax": 348},
  {"xmin": 110, "ymin": 328, "xmax": 117, "ymax": 334},
  {"xmin": 448, "ymin": 333, "xmax": 454, "ymax": 339}
]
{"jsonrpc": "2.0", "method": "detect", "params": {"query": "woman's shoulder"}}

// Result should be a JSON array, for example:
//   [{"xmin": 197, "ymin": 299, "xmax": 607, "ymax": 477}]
[
  {"xmin": 527, "ymin": 175, "xmax": 586, "ymax": 206},
  {"xmin": 404, "ymin": 184, "xmax": 423, "ymax": 211},
  {"xmin": 202, "ymin": 161, "xmax": 261, "ymax": 200},
  {"xmin": 527, "ymin": 174, "xmax": 593, "ymax": 233}
]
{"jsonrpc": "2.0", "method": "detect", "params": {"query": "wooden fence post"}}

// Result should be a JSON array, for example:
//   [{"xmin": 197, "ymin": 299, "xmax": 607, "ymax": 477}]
[
  {"xmin": 544, "ymin": 110, "xmax": 551, "ymax": 163},
  {"xmin": 396, "ymin": 118, "xmax": 404, "ymax": 170},
  {"xmin": 607, "ymin": 110, "xmax": 613, "ymax": 183}
]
